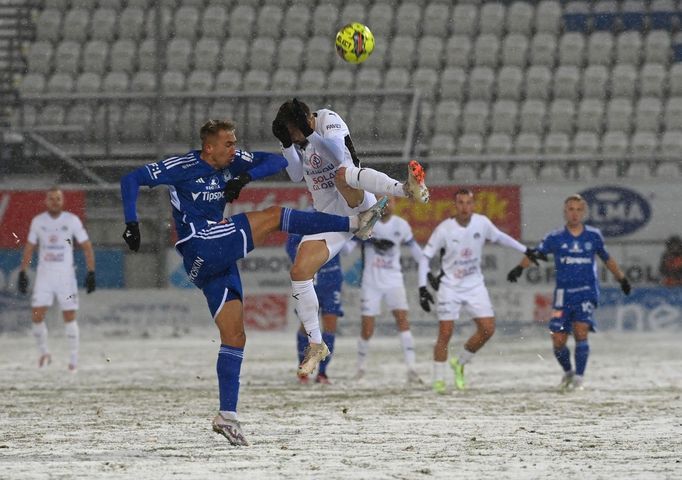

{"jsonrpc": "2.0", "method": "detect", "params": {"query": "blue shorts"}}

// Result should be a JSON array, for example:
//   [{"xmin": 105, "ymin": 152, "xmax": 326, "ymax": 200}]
[
  {"xmin": 549, "ymin": 300, "xmax": 597, "ymax": 334},
  {"xmin": 317, "ymin": 255, "xmax": 343, "ymax": 317},
  {"xmin": 177, "ymin": 214, "xmax": 254, "ymax": 318}
]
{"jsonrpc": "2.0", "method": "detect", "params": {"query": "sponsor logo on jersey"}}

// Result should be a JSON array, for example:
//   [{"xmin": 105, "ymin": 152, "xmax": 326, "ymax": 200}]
[
  {"xmin": 181, "ymin": 161, "xmax": 199, "ymax": 169},
  {"xmin": 473, "ymin": 232, "xmax": 481, "ymax": 239},
  {"xmin": 326, "ymin": 123, "xmax": 342, "ymax": 130},
  {"xmin": 196, "ymin": 178, "xmax": 205, "ymax": 184},
  {"xmin": 192, "ymin": 191, "xmax": 225, "ymax": 202},
  {"xmin": 569, "ymin": 241, "xmax": 583, "ymax": 253},
  {"xmin": 559, "ymin": 256, "xmax": 593, "ymax": 265},
  {"xmin": 146, "ymin": 163, "xmax": 162, "ymax": 179},
  {"xmin": 580, "ymin": 185, "xmax": 651, "ymax": 237}
]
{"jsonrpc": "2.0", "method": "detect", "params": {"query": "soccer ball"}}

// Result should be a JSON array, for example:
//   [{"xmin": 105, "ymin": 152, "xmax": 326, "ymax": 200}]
[{"xmin": 335, "ymin": 22, "xmax": 375, "ymax": 64}]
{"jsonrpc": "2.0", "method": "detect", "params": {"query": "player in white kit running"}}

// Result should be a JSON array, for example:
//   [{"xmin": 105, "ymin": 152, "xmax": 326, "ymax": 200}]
[
  {"xmin": 418, "ymin": 189, "xmax": 545, "ymax": 393},
  {"xmin": 351, "ymin": 198, "xmax": 424, "ymax": 383},
  {"xmin": 272, "ymin": 98, "xmax": 430, "ymax": 377},
  {"xmin": 17, "ymin": 187, "xmax": 96, "ymax": 371}
]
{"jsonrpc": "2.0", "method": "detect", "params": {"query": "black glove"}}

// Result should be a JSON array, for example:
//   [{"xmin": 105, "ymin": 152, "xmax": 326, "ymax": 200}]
[
  {"xmin": 419, "ymin": 286, "xmax": 434, "ymax": 313},
  {"xmin": 507, "ymin": 265, "xmax": 524, "ymax": 283},
  {"xmin": 371, "ymin": 238, "xmax": 394, "ymax": 252},
  {"xmin": 620, "ymin": 277, "xmax": 632, "ymax": 295},
  {"xmin": 224, "ymin": 172, "xmax": 252, "ymax": 203},
  {"xmin": 18, "ymin": 270, "xmax": 28, "ymax": 294},
  {"xmin": 85, "ymin": 271, "xmax": 96, "ymax": 294},
  {"xmin": 427, "ymin": 270, "xmax": 445, "ymax": 291},
  {"xmin": 123, "ymin": 222, "xmax": 141, "ymax": 252},
  {"xmin": 272, "ymin": 118, "xmax": 292, "ymax": 148},
  {"xmin": 292, "ymin": 98, "xmax": 313, "ymax": 137},
  {"xmin": 524, "ymin": 248, "xmax": 547, "ymax": 266}
]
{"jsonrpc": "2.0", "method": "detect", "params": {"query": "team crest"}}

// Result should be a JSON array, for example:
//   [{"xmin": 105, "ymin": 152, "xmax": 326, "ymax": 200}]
[{"xmin": 310, "ymin": 153, "xmax": 322, "ymax": 169}]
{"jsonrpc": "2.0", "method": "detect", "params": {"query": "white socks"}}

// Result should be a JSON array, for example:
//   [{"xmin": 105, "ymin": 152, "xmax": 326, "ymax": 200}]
[
  {"xmin": 433, "ymin": 361, "xmax": 447, "ymax": 382},
  {"xmin": 357, "ymin": 338, "xmax": 369, "ymax": 371},
  {"xmin": 291, "ymin": 279, "xmax": 322, "ymax": 343},
  {"xmin": 344, "ymin": 166, "xmax": 407, "ymax": 198},
  {"xmin": 65, "ymin": 321, "xmax": 79, "ymax": 367},
  {"xmin": 458, "ymin": 349, "xmax": 476, "ymax": 366},
  {"xmin": 32, "ymin": 322, "xmax": 49, "ymax": 355},
  {"xmin": 400, "ymin": 330, "xmax": 416, "ymax": 368}
]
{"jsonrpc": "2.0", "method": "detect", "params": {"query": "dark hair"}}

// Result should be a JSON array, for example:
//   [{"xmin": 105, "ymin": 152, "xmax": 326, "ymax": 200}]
[
  {"xmin": 454, "ymin": 188, "xmax": 474, "ymax": 199},
  {"xmin": 276, "ymin": 99, "xmax": 311, "ymax": 126},
  {"xmin": 199, "ymin": 119, "xmax": 236, "ymax": 145}
]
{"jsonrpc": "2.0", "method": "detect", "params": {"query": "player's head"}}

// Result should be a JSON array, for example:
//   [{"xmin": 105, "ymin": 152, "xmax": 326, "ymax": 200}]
[
  {"xmin": 276, "ymin": 99, "xmax": 315, "ymax": 145},
  {"xmin": 200, "ymin": 119, "xmax": 237, "ymax": 169},
  {"xmin": 453, "ymin": 188, "xmax": 475, "ymax": 223},
  {"xmin": 45, "ymin": 187, "xmax": 64, "ymax": 215},
  {"xmin": 563, "ymin": 194, "xmax": 587, "ymax": 227}
]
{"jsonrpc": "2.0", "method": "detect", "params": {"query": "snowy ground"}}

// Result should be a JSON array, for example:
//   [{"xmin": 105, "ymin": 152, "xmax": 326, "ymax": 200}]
[{"xmin": 0, "ymin": 328, "xmax": 680, "ymax": 480}]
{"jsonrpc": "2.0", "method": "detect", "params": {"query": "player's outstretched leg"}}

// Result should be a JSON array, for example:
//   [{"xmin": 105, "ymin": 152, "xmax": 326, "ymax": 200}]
[{"xmin": 340, "ymin": 161, "xmax": 430, "ymax": 204}]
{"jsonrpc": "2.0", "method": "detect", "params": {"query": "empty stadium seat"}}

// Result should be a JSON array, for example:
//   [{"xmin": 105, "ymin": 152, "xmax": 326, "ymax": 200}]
[
  {"xmin": 462, "ymin": 101, "xmax": 489, "ymax": 135},
  {"xmin": 412, "ymin": 68, "xmax": 439, "ymax": 100},
  {"xmin": 592, "ymin": 1, "xmax": 618, "ymax": 31},
  {"xmin": 630, "ymin": 131, "xmax": 658, "ymax": 155},
  {"xmin": 577, "ymin": 99, "xmax": 605, "ymax": 132},
  {"xmin": 429, "ymin": 133, "xmax": 456, "ymax": 156},
  {"xmin": 639, "ymin": 63, "xmax": 667, "ymax": 97},
  {"xmin": 340, "ymin": 2, "xmax": 367, "ymax": 25},
  {"xmin": 305, "ymin": 36, "xmax": 334, "ymax": 70},
  {"xmin": 356, "ymin": 67, "xmax": 382, "ymax": 90},
  {"xmin": 486, "ymin": 133, "xmax": 513, "ymax": 154},
  {"xmin": 607, "ymin": 98, "xmax": 633, "ymax": 132},
  {"xmin": 587, "ymin": 32, "xmax": 614, "ymax": 66},
  {"xmin": 491, "ymin": 100, "xmax": 518, "ymax": 135},
  {"xmin": 529, "ymin": 33, "xmax": 556, "ymax": 66},
  {"xmin": 515, "ymin": 132, "xmax": 542, "ymax": 155},
  {"xmin": 661, "ymin": 130, "xmax": 682, "ymax": 155},
  {"xmin": 479, "ymin": 3, "xmax": 506, "ymax": 36},
  {"xmin": 644, "ymin": 31, "xmax": 671, "ymax": 64},
  {"xmin": 440, "ymin": 67, "xmax": 466, "ymax": 101},
  {"xmin": 377, "ymin": 99, "xmax": 405, "ymax": 139},
  {"xmin": 507, "ymin": 1, "xmax": 534, "ymax": 35},
  {"xmin": 650, "ymin": 0, "xmax": 676, "ymax": 30},
  {"xmin": 249, "ymin": 38, "xmax": 276, "ymax": 71},
  {"xmin": 166, "ymin": 39, "xmax": 192, "ymax": 73},
  {"xmin": 19, "ymin": 73, "xmax": 46, "ymax": 95},
  {"xmin": 452, "ymin": 4, "xmax": 478, "ymax": 36},
  {"xmin": 602, "ymin": 131, "xmax": 630, "ymax": 154},
  {"xmin": 255, "ymin": 5, "xmax": 283, "ymax": 39},
  {"xmin": 312, "ymin": 4, "xmax": 338, "ymax": 38},
  {"xmin": 348, "ymin": 99, "xmax": 376, "ymax": 140},
  {"xmin": 536, "ymin": 0, "xmax": 562, "ymax": 33},
  {"xmin": 162, "ymin": 71, "xmax": 185, "ymax": 92},
  {"xmin": 669, "ymin": 64, "xmax": 682, "ymax": 96},
  {"xmin": 90, "ymin": 8, "xmax": 117, "ymax": 41},
  {"xmin": 243, "ymin": 69, "xmax": 270, "ymax": 91},
  {"xmin": 417, "ymin": 36, "xmax": 444, "ymax": 70},
  {"xmin": 271, "ymin": 68, "xmax": 297, "ymax": 91},
  {"xmin": 41, "ymin": 104, "xmax": 66, "ymax": 126},
  {"xmin": 328, "ymin": 67, "xmax": 354, "ymax": 91},
  {"xmin": 300, "ymin": 69, "xmax": 326, "ymax": 91},
  {"xmin": 434, "ymin": 100, "xmax": 461, "ymax": 135},
  {"xmin": 665, "ymin": 97, "xmax": 682, "ymax": 130},
  {"xmin": 228, "ymin": 6, "xmax": 256, "ymax": 38},
  {"xmin": 496, "ymin": 66, "xmax": 523, "ymax": 100},
  {"xmin": 423, "ymin": 3, "xmax": 450, "ymax": 37},
  {"xmin": 558, "ymin": 33, "xmax": 585, "ymax": 66},
  {"xmin": 173, "ymin": 6, "xmax": 199, "ymax": 40},
  {"xmin": 473, "ymin": 35, "xmax": 500, "ymax": 68},
  {"xmin": 35, "ymin": 9, "xmax": 61, "ymax": 42},
  {"xmin": 222, "ymin": 38, "xmax": 249, "ymax": 71},
  {"xmin": 121, "ymin": 104, "xmax": 152, "ymax": 141},
  {"xmin": 581, "ymin": 65, "xmax": 608, "ymax": 99},
  {"xmin": 458, "ymin": 133, "xmax": 484, "ymax": 155},
  {"xmin": 525, "ymin": 66, "xmax": 552, "ymax": 100},
  {"xmin": 519, "ymin": 99, "xmax": 546, "ymax": 134},
  {"xmin": 573, "ymin": 131, "xmax": 600, "ymax": 154},
  {"xmin": 445, "ymin": 35, "xmax": 471, "ymax": 68},
  {"xmin": 54, "ymin": 41, "xmax": 80, "ymax": 74},
  {"xmin": 66, "ymin": 104, "xmax": 94, "ymax": 140},
  {"xmin": 282, "ymin": 5, "xmax": 310, "ymax": 39},
  {"xmin": 274, "ymin": 37, "xmax": 304, "ymax": 71},
  {"xmin": 507, "ymin": 163, "xmax": 537, "ymax": 181},
  {"xmin": 616, "ymin": 31, "xmax": 643, "ymax": 65},
  {"xmin": 215, "ymin": 70, "xmax": 242, "ymax": 91},
  {"xmin": 47, "ymin": 72, "xmax": 73, "ymax": 93},
  {"xmin": 468, "ymin": 67, "xmax": 495, "ymax": 101},
  {"xmin": 548, "ymin": 100, "xmax": 575, "ymax": 134},
  {"xmin": 82, "ymin": 41, "xmax": 108, "ymax": 75},
  {"xmin": 388, "ymin": 35, "xmax": 416, "ymax": 69},
  {"xmin": 118, "ymin": 7, "xmax": 144, "ymax": 40},
  {"xmin": 635, "ymin": 97, "xmax": 663, "ymax": 132},
  {"xmin": 103, "ymin": 71, "xmax": 130, "ymax": 92},
  {"xmin": 202, "ymin": 5, "xmax": 227, "ymax": 39},
  {"xmin": 131, "ymin": 71, "xmax": 156, "ymax": 92},
  {"xmin": 186, "ymin": 70, "xmax": 214, "ymax": 92},
  {"xmin": 621, "ymin": 0, "xmax": 647, "ymax": 31},
  {"xmin": 27, "ymin": 42, "xmax": 53, "ymax": 75},
  {"xmin": 193, "ymin": 38, "xmax": 220, "ymax": 72},
  {"xmin": 144, "ymin": 7, "xmax": 171, "ymax": 38},
  {"xmin": 611, "ymin": 64, "xmax": 638, "ymax": 97},
  {"xmin": 396, "ymin": 3, "xmax": 421, "ymax": 36},
  {"xmin": 564, "ymin": 1, "xmax": 590, "ymax": 32},
  {"xmin": 553, "ymin": 66, "xmax": 580, "ymax": 100},
  {"xmin": 137, "ymin": 39, "xmax": 156, "ymax": 72},
  {"xmin": 501, "ymin": 34, "xmax": 528, "ymax": 67},
  {"xmin": 367, "ymin": 3, "xmax": 393, "ymax": 38}
]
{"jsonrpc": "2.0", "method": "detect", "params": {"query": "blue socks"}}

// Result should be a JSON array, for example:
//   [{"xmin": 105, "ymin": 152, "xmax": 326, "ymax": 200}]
[
  {"xmin": 318, "ymin": 332, "xmax": 335, "ymax": 376},
  {"xmin": 296, "ymin": 330, "xmax": 308, "ymax": 365},
  {"xmin": 217, "ymin": 345, "xmax": 243, "ymax": 412},
  {"xmin": 280, "ymin": 207, "xmax": 349, "ymax": 235},
  {"xmin": 553, "ymin": 346, "xmax": 572, "ymax": 373},
  {"xmin": 575, "ymin": 340, "xmax": 590, "ymax": 376}
]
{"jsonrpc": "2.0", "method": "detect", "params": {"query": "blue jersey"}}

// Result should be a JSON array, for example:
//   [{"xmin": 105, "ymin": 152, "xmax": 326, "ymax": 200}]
[
  {"xmin": 537, "ymin": 225, "xmax": 610, "ymax": 306},
  {"xmin": 121, "ymin": 149, "xmax": 287, "ymax": 244}
]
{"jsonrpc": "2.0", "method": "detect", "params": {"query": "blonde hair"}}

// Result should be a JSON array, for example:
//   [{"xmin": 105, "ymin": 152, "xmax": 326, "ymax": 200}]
[{"xmin": 564, "ymin": 194, "xmax": 586, "ymax": 205}]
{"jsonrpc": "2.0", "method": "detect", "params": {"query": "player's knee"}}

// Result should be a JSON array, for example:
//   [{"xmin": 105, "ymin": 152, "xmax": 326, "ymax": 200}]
[{"xmin": 482, "ymin": 323, "xmax": 496, "ymax": 338}]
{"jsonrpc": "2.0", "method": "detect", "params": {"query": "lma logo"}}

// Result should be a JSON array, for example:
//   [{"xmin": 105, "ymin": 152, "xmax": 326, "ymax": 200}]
[{"xmin": 580, "ymin": 186, "xmax": 651, "ymax": 237}]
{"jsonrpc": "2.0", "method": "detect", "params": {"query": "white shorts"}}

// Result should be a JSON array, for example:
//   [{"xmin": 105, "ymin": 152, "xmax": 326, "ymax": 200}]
[
  {"xmin": 31, "ymin": 272, "xmax": 79, "ymax": 310},
  {"xmin": 361, "ymin": 284, "xmax": 409, "ymax": 316},
  {"xmin": 436, "ymin": 283, "xmax": 494, "ymax": 321}
]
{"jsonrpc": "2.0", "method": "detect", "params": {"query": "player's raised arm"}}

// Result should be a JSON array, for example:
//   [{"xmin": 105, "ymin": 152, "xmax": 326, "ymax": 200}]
[
  {"xmin": 272, "ymin": 118, "xmax": 304, "ymax": 182},
  {"xmin": 485, "ymin": 218, "xmax": 547, "ymax": 265},
  {"xmin": 224, "ymin": 149, "xmax": 288, "ymax": 203}
]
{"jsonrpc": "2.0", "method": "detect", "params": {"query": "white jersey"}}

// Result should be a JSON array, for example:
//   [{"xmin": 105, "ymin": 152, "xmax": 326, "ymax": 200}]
[
  {"xmin": 362, "ymin": 215, "xmax": 415, "ymax": 288},
  {"xmin": 27, "ymin": 211, "xmax": 89, "ymax": 274},
  {"xmin": 283, "ymin": 108, "xmax": 375, "ymax": 216},
  {"xmin": 423, "ymin": 214, "xmax": 509, "ymax": 290}
]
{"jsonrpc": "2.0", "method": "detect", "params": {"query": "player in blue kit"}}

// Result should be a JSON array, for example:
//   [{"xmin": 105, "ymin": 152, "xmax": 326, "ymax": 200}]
[
  {"xmin": 120, "ymin": 119, "xmax": 387, "ymax": 445},
  {"xmin": 507, "ymin": 194, "xmax": 631, "ymax": 391},
  {"xmin": 286, "ymin": 233, "xmax": 343, "ymax": 385}
]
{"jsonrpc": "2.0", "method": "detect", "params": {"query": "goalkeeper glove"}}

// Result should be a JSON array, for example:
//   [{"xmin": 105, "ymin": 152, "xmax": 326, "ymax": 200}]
[
  {"xmin": 524, "ymin": 248, "xmax": 547, "ymax": 266},
  {"xmin": 18, "ymin": 270, "xmax": 29, "ymax": 294},
  {"xmin": 85, "ymin": 271, "xmax": 96, "ymax": 294},
  {"xmin": 122, "ymin": 222, "xmax": 141, "ymax": 252},
  {"xmin": 271, "ymin": 118, "xmax": 292, "ymax": 148},
  {"xmin": 292, "ymin": 98, "xmax": 314, "ymax": 137},
  {"xmin": 507, "ymin": 266, "xmax": 524, "ymax": 283},
  {"xmin": 427, "ymin": 269, "xmax": 445, "ymax": 291},
  {"xmin": 224, "ymin": 172, "xmax": 252, "ymax": 203},
  {"xmin": 419, "ymin": 286, "xmax": 434, "ymax": 313},
  {"xmin": 620, "ymin": 277, "xmax": 632, "ymax": 295}
]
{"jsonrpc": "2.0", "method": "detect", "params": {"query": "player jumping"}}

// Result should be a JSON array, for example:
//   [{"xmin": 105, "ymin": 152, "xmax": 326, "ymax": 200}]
[
  {"xmin": 272, "ymin": 98, "xmax": 430, "ymax": 378},
  {"xmin": 120, "ymin": 119, "xmax": 387, "ymax": 446},
  {"xmin": 507, "ymin": 194, "xmax": 631, "ymax": 391}
]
